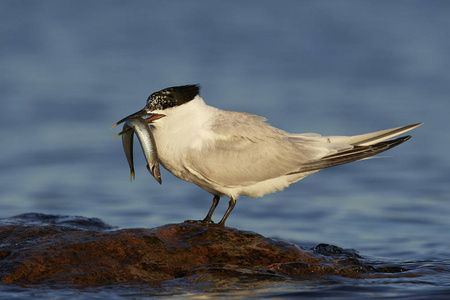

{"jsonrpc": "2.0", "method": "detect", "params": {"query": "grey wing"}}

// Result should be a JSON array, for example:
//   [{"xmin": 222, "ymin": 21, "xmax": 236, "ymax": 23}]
[
  {"xmin": 288, "ymin": 135, "xmax": 412, "ymax": 174},
  {"xmin": 184, "ymin": 111, "xmax": 344, "ymax": 187},
  {"xmin": 287, "ymin": 123, "xmax": 422, "ymax": 174}
]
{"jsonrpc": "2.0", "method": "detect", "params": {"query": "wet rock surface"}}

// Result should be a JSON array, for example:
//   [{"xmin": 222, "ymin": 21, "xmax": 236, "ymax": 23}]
[{"xmin": 0, "ymin": 213, "xmax": 405, "ymax": 287}]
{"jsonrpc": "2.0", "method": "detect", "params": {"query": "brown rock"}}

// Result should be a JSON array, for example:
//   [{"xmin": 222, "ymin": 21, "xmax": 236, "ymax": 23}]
[{"xmin": 0, "ymin": 213, "xmax": 400, "ymax": 286}]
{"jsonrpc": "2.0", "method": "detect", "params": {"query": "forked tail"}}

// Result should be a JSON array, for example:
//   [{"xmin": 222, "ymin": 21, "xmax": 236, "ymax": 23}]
[
  {"xmin": 289, "ymin": 135, "xmax": 411, "ymax": 174},
  {"xmin": 289, "ymin": 122, "xmax": 423, "ymax": 174}
]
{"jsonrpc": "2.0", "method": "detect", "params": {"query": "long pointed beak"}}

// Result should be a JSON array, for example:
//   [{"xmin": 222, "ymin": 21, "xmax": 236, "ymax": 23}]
[{"xmin": 111, "ymin": 109, "xmax": 165, "ymax": 129}]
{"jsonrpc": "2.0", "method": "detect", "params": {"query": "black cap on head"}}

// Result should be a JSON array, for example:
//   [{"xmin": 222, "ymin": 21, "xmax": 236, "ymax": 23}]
[{"xmin": 146, "ymin": 84, "xmax": 200, "ymax": 111}]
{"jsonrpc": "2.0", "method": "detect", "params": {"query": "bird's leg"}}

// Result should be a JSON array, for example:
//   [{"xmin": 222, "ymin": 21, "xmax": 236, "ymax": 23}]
[
  {"xmin": 185, "ymin": 195, "xmax": 220, "ymax": 224},
  {"xmin": 202, "ymin": 195, "xmax": 220, "ymax": 223},
  {"xmin": 218, "ymin": 197, "xmax": 236, "ymax": 226}
]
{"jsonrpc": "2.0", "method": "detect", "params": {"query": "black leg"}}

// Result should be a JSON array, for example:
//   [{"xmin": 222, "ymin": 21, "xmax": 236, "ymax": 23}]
[
  {"xmin": 185, "ymin": 195, "xmax": 220, "ymax": 224},
  {"xmin": 218, "ymin": 197, "xmax": 236, "ymax": 226},
  {"xmin": 202, "ymin": 195, "xmax": 220, "ymax": 223}
]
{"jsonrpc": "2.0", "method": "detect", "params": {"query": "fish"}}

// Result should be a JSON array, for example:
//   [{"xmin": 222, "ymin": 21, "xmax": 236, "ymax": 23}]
[
  {"xmin": 113, "ymin": 114, "xmax": 164, "ymax": 184},
  {"xmin": 121, "ymin": 122, "xmax": 135, "ymax": 181}
]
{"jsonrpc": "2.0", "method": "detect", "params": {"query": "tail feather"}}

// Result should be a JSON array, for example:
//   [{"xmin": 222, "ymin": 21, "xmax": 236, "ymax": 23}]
[
  {"xmin": 328, "ymin": 122, "xmax": 423, "ymax": 146},
  {"xmin": 288, "ymin": 135, "xmax": 412, "ymax": 175}
]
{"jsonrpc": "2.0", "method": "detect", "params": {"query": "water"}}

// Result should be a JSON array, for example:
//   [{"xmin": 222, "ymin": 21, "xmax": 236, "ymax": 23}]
[{"xmin": 0, "ymin": 0, "xmax": 449, "ymax": 298}]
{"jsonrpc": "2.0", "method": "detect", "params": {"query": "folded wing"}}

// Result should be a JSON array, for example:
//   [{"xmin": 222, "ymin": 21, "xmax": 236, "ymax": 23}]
[{"xmin": 185, "ymin": 113, "xmax": 422, "ymax": 187}]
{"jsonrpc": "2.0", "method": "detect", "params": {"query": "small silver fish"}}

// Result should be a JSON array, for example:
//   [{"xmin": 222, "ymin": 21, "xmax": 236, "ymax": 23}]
[
  {"xmin": 114, "ymin": 116, "xmax": 163, "ymax": 184},
  {"xmin": 121, "ymin": 122, "xmax": 135, "ymax": 181}
]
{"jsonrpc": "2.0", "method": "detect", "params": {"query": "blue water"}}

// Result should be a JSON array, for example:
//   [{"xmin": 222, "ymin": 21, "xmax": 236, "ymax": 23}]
[{"xmin": 1, "ymin": 0, "xmax": 449, "ymax": 298}]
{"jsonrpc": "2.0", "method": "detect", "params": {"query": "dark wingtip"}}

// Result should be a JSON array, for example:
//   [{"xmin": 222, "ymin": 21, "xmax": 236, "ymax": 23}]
[
  {"xmin": 391, "ymin": 135, "xmax": 412, "ymax": 146},
  {"xmin": 289, "ymin": 135, "xmax": 414, "ymax": 175}
]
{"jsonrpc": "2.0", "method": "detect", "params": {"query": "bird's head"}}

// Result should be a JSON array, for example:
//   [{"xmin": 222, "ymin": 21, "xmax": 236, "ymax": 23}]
[{"xmin": 111, "ymin": 84, "xmax": 200, "ymax": 128}]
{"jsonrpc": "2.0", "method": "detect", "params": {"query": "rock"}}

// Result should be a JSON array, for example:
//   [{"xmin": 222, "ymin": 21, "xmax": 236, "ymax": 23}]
[{"xmin": 0, "ymin": 213, "xmax": 401, "ymax": 286}]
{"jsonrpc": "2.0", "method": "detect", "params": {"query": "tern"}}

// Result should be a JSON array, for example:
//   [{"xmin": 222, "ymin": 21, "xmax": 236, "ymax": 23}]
[{"xmin": 112, "ymin": 84, "xmax": 422, "ymax": 226}]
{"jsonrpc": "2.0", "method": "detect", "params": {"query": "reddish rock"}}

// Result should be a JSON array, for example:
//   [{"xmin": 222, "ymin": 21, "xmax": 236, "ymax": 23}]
[{"xmin": 0, "ymin": 213, "xmax": 399, "ymax": 286}]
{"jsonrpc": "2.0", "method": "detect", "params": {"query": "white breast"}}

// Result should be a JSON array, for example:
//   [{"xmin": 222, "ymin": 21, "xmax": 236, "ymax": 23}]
[{"xmin": 150, "ymin": 96, "xmax": 217, "ymax": 179}]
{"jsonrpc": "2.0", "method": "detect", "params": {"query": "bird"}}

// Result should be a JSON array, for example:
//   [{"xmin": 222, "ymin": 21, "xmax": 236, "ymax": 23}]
[{"xmin": 112, "ymin": 84, "xmax": 422, "ymax": 226}]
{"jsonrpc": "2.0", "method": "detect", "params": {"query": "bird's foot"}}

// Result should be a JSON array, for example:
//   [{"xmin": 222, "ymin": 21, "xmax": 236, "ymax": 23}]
[
  {"xmin": 184, "ymin": 219, "xmax": 221, "ymax": 226},
  {"xmin": 184, "ymin": 219, "xmax": 210, "ymax": 224}
]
